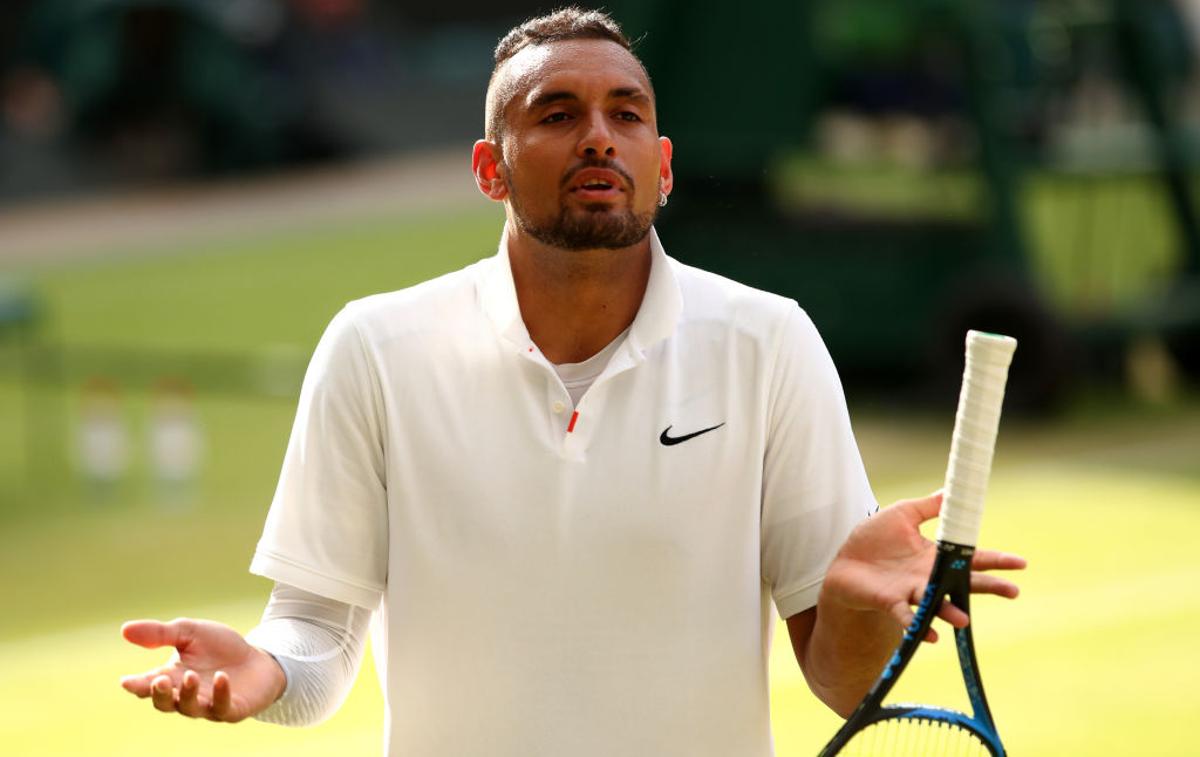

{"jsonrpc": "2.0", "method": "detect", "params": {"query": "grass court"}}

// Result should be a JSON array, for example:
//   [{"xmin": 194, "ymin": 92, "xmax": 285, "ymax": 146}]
[{"xmin": 0, "ymin": 205, "xmax": 1197, "ymax": 755}]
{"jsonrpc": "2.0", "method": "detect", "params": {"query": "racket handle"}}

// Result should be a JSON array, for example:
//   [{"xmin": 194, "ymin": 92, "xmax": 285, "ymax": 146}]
[{"xmin": 936, "ymin": 330, "xmax": 1018, "ymax": 547}]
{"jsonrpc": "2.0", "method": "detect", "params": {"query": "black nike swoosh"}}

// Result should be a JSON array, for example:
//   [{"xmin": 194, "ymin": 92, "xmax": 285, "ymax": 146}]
[{"xmin": 659, "ymin": 423, "xmax": 726, "ymax": 446}]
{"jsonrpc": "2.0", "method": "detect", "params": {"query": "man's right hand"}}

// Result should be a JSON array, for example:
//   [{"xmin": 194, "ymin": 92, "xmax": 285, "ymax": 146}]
[{"xmin": 120, "ymin": 618, "xmax": 286, "ymax": 722}]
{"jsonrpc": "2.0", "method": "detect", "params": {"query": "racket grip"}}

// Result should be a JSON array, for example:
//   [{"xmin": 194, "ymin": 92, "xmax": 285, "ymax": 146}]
[{"xmin": 936, "ymin": 331, "xmax": 1018, "ymax": 547}]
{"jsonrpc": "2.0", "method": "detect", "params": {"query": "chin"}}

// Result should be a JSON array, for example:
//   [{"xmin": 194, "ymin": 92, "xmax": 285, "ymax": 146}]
[
  {"xmin": 578, "ymin": 202, "xmax": 622, "ymax": 214},
  {"xmin": 518, "ymin": 203, "xmax": 655, "ymax": 251}
]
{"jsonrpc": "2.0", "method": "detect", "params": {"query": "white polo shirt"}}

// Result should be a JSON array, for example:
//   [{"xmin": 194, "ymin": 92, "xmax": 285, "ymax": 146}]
[{"xmin": 251, "ymin": 227, "xmax": 877, "ymax": 756}]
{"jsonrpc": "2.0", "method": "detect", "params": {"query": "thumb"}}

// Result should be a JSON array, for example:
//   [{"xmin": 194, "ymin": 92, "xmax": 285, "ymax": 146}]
[
  {"xmin": 121, "ymin": 618, "xmax": 195, "ymax": 650},
  {"xmin": 889, "ymin": 490, "xmax": 943, "ymax": 525}
]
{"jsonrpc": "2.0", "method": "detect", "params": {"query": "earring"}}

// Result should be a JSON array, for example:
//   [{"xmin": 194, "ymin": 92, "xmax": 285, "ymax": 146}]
[{"xmin": 658, "ymin": 191, "xmax": 669, "ymax": 207}]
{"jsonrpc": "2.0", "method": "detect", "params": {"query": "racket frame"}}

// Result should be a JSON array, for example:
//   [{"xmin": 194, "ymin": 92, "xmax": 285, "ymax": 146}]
[{"xmin": 816, "ymin": 540, "xmax": 1004, "ymax": 756}]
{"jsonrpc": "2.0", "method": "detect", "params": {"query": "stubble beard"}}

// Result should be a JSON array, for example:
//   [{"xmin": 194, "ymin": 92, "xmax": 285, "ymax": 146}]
[{"xmin": 506, "ymin": 168, "xmax": 658, "ymax": 251}]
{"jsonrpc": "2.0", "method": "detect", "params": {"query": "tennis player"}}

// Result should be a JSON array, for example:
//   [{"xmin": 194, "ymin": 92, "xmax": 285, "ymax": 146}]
[{"xmin": 119, "ymin": 8, "xmax": 1025, "ymax": 755}]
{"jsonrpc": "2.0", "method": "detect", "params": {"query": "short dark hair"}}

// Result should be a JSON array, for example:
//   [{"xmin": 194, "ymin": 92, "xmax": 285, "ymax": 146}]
[{"xmin": 484, "ymin": 7, "xmax": 649, "ymax": 143}]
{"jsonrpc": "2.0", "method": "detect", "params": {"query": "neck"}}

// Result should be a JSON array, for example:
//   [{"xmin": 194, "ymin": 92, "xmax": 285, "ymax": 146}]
[{"xmin": 506, "ymin": 222, "xmax": 652, "ymax": 364}]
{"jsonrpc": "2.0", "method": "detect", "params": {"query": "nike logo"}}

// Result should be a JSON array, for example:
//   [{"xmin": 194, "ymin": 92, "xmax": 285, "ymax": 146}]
[{"xmin": 659, "ymin": 423, "xmax": 725, "ymax": 446}]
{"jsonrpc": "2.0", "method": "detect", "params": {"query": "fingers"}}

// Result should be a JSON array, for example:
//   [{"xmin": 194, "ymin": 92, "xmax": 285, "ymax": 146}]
[
  {"xmin": 971, "ymin": 549, "xmax": 1028, "ymax": 572},
  {"xmin": 970, "ymin": 572, "xmax": 1021, "ymax": 598},
  {"xmin": 936, "ymin": 600, "xmax": 970, "ymax": 629},
  {"xmin": 121, "ymin": 618, "xmax": 196, "ymax": 651},
  {"xmin": 210, "ymin": 671, "xmax": 238, "ymax": 722},
  {"xmin": 120, "ymin": 671, "xmax": 158, "ymax": 697},
  {"xmin": 122, "ymin": 664, "xmax": 179, "ymax": 698},
  {"xmin": 890, "ymin": 600, "xmax": 943, "ymax": 644},
  {"xmin": 888, "ymin": 599, "xmax": 915, "ymax": 633},
  {"xmin": 128, "ymin": 669, "xmax": 236, "ymax": 721},
  {"xmin": 151, "ymin": 674, "xmax": 176, "ymax": 713},
  {"xmin": 886, "ymin": 490, "xmax": 943, "ymax": 526},
  {"xmin": 176, "ymin": 670, "xmax": 208, "ymax": 718},
  {"xmin": 122, "ymin": 620, "xmax": 171, "ymax": 649},
  {"xmin": 122, "ymin": 619, "xmax": 176, "ymax": 649},
  {"xmin": 890, "ymin": 576, "xmax": 1018, "ymax": 645}
]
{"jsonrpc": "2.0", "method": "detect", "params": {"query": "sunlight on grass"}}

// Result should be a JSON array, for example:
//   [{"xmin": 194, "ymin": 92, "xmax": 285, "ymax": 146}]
[
  {"xmin": 771, "ymin": 467, "xmax": 1200, "ymax": 756},
  {"xmin": 1, "ymin": 463, "xmax": 1196, "ymax": 756},
  {"xmin": 1, "ymin": 202, "xmax": 1197, "ymax": 756},
  {"xmin": 0, "ymin": 600, "xmax": 383, "ymax": 757}
]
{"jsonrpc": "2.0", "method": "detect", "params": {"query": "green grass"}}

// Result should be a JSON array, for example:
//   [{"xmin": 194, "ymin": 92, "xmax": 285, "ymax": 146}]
[
  {"xmin": 0, "ymin": 600, "xmax": 386, "ymax": 757},
  {"xmin": 772, "ymin": 461, "xmax": 1200, "ymax": 757},
  {"xmin": 0, "ymin": 206, "xmax": 504, "ymax": 518},
  {"xmin": 28, "ymin": 208, "xmax": 503, "ymax": 353},
  {"xmin": 1, "ymin": 203, "xmax": 1198, "ymax": 755},
  {"xmin": 2, "ymin": 411, "xmax": 1197, "ymax": 756}
]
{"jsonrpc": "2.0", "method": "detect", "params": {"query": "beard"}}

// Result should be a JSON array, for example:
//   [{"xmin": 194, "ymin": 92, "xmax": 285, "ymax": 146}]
[
  {"xmin": 517, "ymin": 202, "xmax": 656, "ymax": 250},
  {"xmin": 505, "ymin": 163, "xmax": 658, "ymax": 251}
]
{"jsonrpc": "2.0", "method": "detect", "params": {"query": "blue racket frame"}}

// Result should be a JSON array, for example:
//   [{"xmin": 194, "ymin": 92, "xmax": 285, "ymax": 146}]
[{"xmin": 817, "ymin": 542, "xmax": 1005, "ymax": 756}]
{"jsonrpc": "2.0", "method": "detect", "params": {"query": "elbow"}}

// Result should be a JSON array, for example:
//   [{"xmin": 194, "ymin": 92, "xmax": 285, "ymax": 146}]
[
  {"xmin": 811, "ymin": 682, "xmax": 863, "ymax": 720},
  {"xmin": 799, "ymin": 657, "xmax": 867, "ymax": 719},
  {"xmin": 827, "ymin": 693, "xmax": 860, "ymax": 720},
  {"xmin": 803, "ymin": 668, "xmax": 869, "ymax": 720}
]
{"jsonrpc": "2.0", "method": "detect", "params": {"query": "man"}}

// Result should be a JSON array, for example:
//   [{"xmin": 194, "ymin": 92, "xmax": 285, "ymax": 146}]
[{"xmin": 120, "ymin": 8, "xmax": 1024, "ymax": 755}]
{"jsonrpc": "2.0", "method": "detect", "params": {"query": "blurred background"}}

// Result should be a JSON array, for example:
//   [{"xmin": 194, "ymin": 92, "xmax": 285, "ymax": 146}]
[{"xmin": 0, "ymin": 0, "xmax": 1197, "ymax": 754}]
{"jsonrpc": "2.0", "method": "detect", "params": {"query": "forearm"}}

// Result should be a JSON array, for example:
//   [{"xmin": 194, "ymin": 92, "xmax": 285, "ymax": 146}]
[
  {"xmin": 245, "ymin": 582, "xmax": 373, "ymax": 727},
  {"xmin": 795, "ymin": 591, "xmax": 901, "ymax": 718}
]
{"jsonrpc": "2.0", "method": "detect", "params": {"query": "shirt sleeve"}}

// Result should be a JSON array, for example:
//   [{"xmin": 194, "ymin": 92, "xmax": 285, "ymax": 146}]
[
  {"xmin": 246, "ymin": 581, "xmax": 373, "ymax": 727},
  {"xmin": 250, "ymin": 304, "xmax": 388, "ymax": 609},
  {"xmin": 760, "ymin": 305, "xmax": 878, "ymax": 619}
]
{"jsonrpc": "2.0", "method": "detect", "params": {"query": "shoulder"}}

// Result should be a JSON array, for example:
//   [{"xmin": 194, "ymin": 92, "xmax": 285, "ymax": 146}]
[
  {"xmin": 669, "ymin": 256, "xmax": 817, "ymax": 346},
  {"xmin": 334, "ymin": 258, "xmax": 490, "ymax": 345}
]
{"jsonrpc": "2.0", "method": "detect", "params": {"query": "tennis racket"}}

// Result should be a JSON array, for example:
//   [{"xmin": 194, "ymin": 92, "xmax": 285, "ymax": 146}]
[{"xmin": 818, "ymin": 330, "xmax": 1018, "ymax": 757}]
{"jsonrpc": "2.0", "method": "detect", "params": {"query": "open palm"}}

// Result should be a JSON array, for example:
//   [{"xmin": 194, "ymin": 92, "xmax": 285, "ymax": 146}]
[
  {"xmin": 120, "ymin": 618, "xmax": 285, "ymax": 722},
  {"xmin": 821, "ymin": 493, "xmax": 1026, "ymax": 642}
]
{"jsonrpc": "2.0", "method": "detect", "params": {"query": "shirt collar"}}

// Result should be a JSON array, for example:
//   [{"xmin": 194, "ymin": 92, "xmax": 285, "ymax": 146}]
[{"xmin": 478, "ymin": 226, "xmax": 683, "ymax": 359}]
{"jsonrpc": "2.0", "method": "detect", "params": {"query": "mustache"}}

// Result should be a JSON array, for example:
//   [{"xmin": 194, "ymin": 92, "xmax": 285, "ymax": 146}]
[{"xmin": 560, "ymin": 159, "xmax": 635, "ymax": 191}]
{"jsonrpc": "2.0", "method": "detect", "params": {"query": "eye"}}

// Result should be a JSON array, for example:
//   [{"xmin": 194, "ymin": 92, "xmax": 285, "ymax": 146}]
[
  {"xmin": 616, "ymin": 111, "xmax": 642, "ymax": 122},
  {"xmin": 541, "ymin": 112, "xmax": 571, "ymax": 124}
]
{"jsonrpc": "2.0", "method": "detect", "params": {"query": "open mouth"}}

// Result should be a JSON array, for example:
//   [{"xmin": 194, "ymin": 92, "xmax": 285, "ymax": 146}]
[
  {"xmin": 572, "ymin": 186, "xmax": 621, "ymax": 203},
  {"xmin": 567, "ymin": 167, "xmax": 626, "ymax": 200},
  {"xmin": 571, "ymin": 185, "xmax": 621, "ymax": 203}
]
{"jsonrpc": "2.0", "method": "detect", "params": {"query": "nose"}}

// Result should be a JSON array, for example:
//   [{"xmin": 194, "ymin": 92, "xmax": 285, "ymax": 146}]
[{"xmin": 577, "ymin": 112, "xmax": 616, "ymax": 159}]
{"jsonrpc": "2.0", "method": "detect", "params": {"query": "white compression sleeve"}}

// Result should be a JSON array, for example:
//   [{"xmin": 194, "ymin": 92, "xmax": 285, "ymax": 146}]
[{"xmin": 244, "ymin": 582, "xmax": 373, "ymax": 726}]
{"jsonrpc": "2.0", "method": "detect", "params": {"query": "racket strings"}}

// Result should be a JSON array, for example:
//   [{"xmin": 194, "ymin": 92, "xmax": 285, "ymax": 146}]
[{"xmin": 839, "ymin": 717, "xmax": 993, "ymax": 756}]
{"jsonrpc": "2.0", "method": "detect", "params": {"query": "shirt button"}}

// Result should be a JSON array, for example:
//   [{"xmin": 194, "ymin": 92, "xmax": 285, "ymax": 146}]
[{"xmin": 552, "ymin": 401, "xmax": 566, "ymax": 414}]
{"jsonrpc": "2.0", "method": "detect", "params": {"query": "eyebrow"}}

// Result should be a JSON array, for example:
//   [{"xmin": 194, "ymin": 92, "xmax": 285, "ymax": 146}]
[{"xmin": 527, "ymin": 87, "xmax": 652, "ymax": 109}]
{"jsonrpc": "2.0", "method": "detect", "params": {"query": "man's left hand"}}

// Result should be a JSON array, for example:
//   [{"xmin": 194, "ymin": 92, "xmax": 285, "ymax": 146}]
[{"xmin": 820, "ymin": 491, "xmax": 1027, "ymax": 643}]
